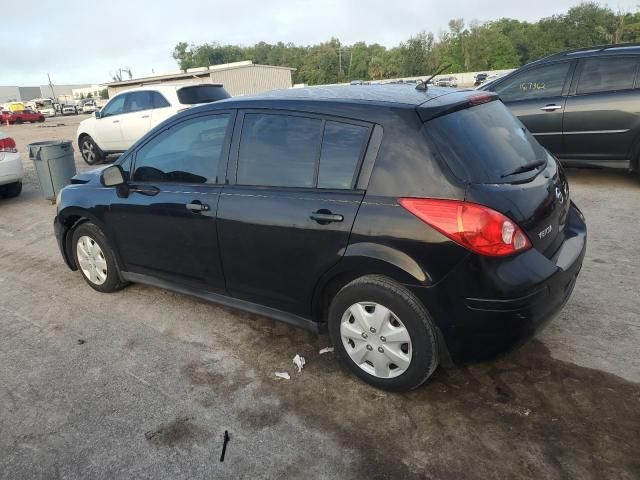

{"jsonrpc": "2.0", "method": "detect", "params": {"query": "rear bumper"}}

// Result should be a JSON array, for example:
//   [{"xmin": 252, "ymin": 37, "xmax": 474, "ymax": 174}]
[
  {"xmin": 410, "ymin": 202, "xmax": 587, "ymax": 363},
  {"xmin": 0, "ymin": 152, "xmax": 23, "ymax": 186}
]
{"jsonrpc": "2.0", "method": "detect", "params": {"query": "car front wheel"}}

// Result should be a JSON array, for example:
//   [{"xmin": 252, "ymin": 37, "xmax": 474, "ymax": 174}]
[
  {"xmin": 79, "ymin": 136, "xmax": 105, "ymax": 165},
  {"xmin": 71, "ymin": 222, "xmax": 128, "ymax": 293},
  {"xmin": 328, "ymin": 275, "xmax": 439, "ymax": 391}
]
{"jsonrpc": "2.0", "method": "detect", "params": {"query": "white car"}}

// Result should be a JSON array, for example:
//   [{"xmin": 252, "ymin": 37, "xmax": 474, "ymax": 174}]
[
  {"xmin": 82, "ymin": 102, "xmax": 98, "ymax": 114},
  {"xmin": 76, "ymin": 84, "xmax": 230, "ymax": 164},
  {"xmin": 0, "ymin": 131, "xmax": 23, "ymax": 198},
  {"xmin": 62, "ymin": 105, "xmax": 78, "ymax": 115}
]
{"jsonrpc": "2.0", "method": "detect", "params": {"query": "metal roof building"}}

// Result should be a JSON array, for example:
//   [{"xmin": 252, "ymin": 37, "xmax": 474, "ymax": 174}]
[{"xmin": 105, "ymin": 61, "xmax": 295, "ymax": 97}]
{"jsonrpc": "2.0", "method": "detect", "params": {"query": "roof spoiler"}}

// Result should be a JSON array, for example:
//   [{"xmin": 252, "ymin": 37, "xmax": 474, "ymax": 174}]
[{"xmin": 417, "ymin": 90, "xmax": 499, "ymax": 122}]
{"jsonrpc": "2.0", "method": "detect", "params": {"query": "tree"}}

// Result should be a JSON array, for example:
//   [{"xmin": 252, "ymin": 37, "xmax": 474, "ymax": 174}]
[
  {"xmin": 87, "ymin": 92, "xmax": 92, "ymax": 98},
  {"xmin": 99, "ymin": 89, "xmax": 109, "ymax": 100}
]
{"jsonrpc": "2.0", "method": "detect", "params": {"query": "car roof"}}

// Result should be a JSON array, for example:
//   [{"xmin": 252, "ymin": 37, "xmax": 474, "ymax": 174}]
[
  {"xmin": 530, "ymin": 43, "xmax": 640, "ymax": 65},
  {"xmin": 212, "ymin": 84, "xmax": 467, "ymax": 109}
]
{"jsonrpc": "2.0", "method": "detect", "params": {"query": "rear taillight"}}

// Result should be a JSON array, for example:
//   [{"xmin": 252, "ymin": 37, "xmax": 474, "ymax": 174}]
[
  {"xmin": 0, "ymin": 137, "xmax": 17, "ymax": 153},
  {"xmin": 398, "ymin": 198, "xmax": 531, "ymax": 257}
]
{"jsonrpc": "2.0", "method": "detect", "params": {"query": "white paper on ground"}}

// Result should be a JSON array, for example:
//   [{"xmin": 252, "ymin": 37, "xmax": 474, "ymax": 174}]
[
  {"xmin": 293, "ymin": 354, "xmax": 306, "ymax": 372},
  {"xmin": 319, "ymin": 347, "xmax": 334, "ymax": 354},
  {"xmin": 275, "ymin": 372, "xmax": 291, "ymax": 380}
]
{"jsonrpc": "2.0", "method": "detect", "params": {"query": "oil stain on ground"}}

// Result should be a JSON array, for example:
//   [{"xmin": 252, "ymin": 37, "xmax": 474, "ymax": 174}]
[
  {"xmin": 144, "ymin": 416, "xmax": 209, "ymax": 448},
  {"xmin": 231, "ymin": 318, "xmax": 640, "ymax": 480}
]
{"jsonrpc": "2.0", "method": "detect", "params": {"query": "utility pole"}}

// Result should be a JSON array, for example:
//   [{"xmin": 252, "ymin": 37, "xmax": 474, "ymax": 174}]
[
  {"xmin": 349, "ymin": 50, "xmax": 353, "ymax": 76},
  {"xmin": 47, "ymin": 73, "xmax": 56, "ymax": 100}
]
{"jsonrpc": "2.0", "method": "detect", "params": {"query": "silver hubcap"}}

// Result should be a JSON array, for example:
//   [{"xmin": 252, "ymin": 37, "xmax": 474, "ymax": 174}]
[
  {"xmin": 82, "ymin": 140, "xmax": 95, "ymax": 163},
  {"xmin": 76, "ymin": 235, "xmax": 108, "ymax": 285},
  {"xmin": 340, "ymin": 302, "xmax": 412, "ymax": 379}
]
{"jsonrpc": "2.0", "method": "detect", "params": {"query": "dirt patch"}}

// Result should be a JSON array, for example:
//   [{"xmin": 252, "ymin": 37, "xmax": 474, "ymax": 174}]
[
  {"xmin": 144, "ymin": 416, "xmax": 207, "ymax": 448},
  {"xmin": 237, "ymin": 407, "xmax": 282, "ymax": 430},
  {"xmin": 247, "ymin": 339, "xmax": 640, "ymax": 479}
]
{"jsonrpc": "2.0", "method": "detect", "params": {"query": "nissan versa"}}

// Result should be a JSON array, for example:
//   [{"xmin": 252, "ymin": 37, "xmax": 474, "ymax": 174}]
[{"xmin": 54, "ymin": 84, "xmax": 587, "ymax": 391}]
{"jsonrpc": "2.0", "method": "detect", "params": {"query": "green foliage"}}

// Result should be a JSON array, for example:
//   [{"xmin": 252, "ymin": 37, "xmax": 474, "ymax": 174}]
[
  {"xmin": 99, "ymin": 89, "xmax": 109, "ymax": 100},
  {"xmin": 172, "ymin": 2, "xmax": 640, "ymax": 85}
]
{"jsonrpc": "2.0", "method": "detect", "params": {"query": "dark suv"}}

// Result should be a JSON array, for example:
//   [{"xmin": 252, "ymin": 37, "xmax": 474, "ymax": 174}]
[
  {"xmin": 54, "ymin": 85, "xmax": 586, "ymax": 391},
  {"xmin": 480, "ymin": 43, "xmax": 640, "ymax": 173}
]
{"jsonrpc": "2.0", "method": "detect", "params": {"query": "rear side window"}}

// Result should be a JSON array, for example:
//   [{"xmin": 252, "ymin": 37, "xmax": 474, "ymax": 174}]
[
  {"xmin": 152, "ymin": 91, "xmax": 170, "ymax": 108},
  {"xmin": 177, "ymin": 85, "xmax": 230, "ymax": 105},
  {"xmin": 237, "ymin": 114, "xmax": 322, "ymax": 188},
  {"xmin": 318, "ymin": 122, "xmax": 369, "ymax": 189},
  {"xmin": 576, "ymin": 57, "xmax": 638, "ymax": 94},
  {"xmin": 494, "ymin": 62, "xmax": 571, "ymax": 101},
  {"xmin": 425, "ymin": 100, "xmax": 548, "ymax": 184}
]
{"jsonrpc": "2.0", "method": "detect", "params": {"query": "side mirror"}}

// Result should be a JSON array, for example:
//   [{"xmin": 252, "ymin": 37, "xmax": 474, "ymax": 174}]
[
  {"xmin": 101, "ymin": 165, "xmax": 125, "ymax": 187},
  {"xmin": 94, "ymin": 111, "xmax": 101, "ymax": 119}
]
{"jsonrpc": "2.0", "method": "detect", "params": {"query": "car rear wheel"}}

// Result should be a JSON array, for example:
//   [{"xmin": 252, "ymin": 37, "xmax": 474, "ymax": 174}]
[
  {"xmin": 72, "ymin": 222, "xmax": 128, "ymax": 293},
  {"xmin": 15, "ymin": 118, "xmax": 23, "ymax": 124},
  {"xmin": 80, "ymin": 135, "xmax": 105, "ymax": 165},
  {"xmin": 38, "ymin": 117, "xmax": 45, "ymax": 123},
  {"xmin": 328, "ymin": 275, "xmax": 439, "ymax": 391},
  {"xmin": 1, "ymin": 181, "xmax": 22, "ymax": 198}
]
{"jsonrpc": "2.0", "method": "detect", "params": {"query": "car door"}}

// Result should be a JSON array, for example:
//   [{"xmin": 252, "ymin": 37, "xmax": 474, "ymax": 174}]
[
  {"xmin": 119, "ymin": 91, "xmax": 154, "ymax": 150},
  {"xmin": 94, "ymin": 94, "xmax": 127, "ymax": 151},
  {"xmin": 105, "ymin": 111, "xmax": 235, "ymax": 292},
  {"xmin": 562, "ymin": 55, "xmax": 640, "ymax": 165},
  {"xmin": 217, "ymin": 111, "xmax": 371, "ymax": 317},
  {"xmin": 150, "ymin": 91, "xmax": 177, "ymax": 127},
  {"xmin": 490, "ymin": 61, "xmax": 574, "ymax": 154}
]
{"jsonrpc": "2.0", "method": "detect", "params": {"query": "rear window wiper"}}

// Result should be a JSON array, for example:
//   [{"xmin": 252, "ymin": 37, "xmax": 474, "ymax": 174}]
[{"xmin": 501, "ymin": 159, "xmax": 546, "ymax": 178}]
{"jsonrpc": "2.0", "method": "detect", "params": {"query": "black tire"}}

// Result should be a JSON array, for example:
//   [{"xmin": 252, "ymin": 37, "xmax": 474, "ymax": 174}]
[
  {"xmin": 79, "ymin": 135, "xmax": 105, "ymax": 165},
  {"xmin": 38, "ymin": 116, "xmax": 45, "ymax": 123},
  {"xmin": 71, "ymin": 222, "xmax": 128, "ymax": 293},
  {"xmin": 15, "ymin": 118, "xmax": 23, "ymax": 124},
  {"xmin": 1, "ymin": 181, "xmax": 22, "ymax": 198},
  {"xmin": 328, "ymin": 275, "xmax": 439, "ymax": 391}
]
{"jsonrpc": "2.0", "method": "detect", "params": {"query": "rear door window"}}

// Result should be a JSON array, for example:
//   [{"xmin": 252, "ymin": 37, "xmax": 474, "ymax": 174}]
[
  {"xmin": 318, "ymin": 122, "xmax": 369, "ymax": 189},
  {"xmin": 575, "ymin": 56, "xmax": 639, "ymax": 94},
  {"xmin": 125, "ymin": 91, "xmax": 153, "ymax": 113},
  {"xmin": 152, "ymin": 91, "xmax": 170, "ymax": 108},
  {"xmin": 424, "ymin": 100, "xmax": 549, "ymax": 184},
  {"xmin": 494, "ymin": 62, "xmax": 571, "ymax": 101},
  {"xmin": 237, "ymin": 113, "xmax": 322, "ymax": 188}
]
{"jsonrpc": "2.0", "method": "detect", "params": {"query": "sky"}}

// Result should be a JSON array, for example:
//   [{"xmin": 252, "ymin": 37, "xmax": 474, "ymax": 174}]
[{"xmin": 1, "ymin": 0, "xmax": 636, "ymax": 86}]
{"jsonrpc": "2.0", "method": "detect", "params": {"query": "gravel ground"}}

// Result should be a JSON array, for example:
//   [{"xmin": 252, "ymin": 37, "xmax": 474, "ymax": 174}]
[{"xmin": 1, "ymin": 117, "xmax": 639, "ymax": 479}]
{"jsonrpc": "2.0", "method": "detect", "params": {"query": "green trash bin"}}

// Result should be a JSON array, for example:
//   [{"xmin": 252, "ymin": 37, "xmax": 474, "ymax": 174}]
[{"xmin": 28, "ymin": 140, "xmax": 76, "ymax": 202}]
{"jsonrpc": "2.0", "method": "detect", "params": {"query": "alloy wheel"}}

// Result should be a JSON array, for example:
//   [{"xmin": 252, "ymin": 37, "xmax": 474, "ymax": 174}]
[
  {"xmin": 340, "ymin": 302, "xmax": 413, "ymax": 379},
  {"xmin": 82, "ymin": 140, "xmax": 95, "ymax": 163}
]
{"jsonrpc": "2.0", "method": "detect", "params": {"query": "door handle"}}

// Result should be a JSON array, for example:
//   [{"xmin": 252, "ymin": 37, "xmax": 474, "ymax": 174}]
[
  {"xmin": 112, "ymin": 119, "xmax": 120, "ymax": 123},
  {"xmin": 141, "ymin": 115, "xmax": 150, "ymax": 119},
  {"xmin": 310, "ymin": 210, "xmax": 344, "ymax": 224},
  {"xmin": 540, "ymin": 104, "xmax": 562, "ymax": 112},
  {"xmin": 186, "ymin": 202, "xmax": 210, "ymax": 212}
]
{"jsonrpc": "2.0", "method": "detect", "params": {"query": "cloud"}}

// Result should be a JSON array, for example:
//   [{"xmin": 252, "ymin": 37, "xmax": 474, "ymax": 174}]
[{"xmin": 2, "ymin": 0, "xmax": 636, "ymax": 85}]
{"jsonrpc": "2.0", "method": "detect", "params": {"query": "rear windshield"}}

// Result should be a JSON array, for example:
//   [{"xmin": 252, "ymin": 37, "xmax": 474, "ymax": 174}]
[
  {"xmin": 177, "ymin": 85, "xmax": 230, "ymax": 105},
  {"xmin": 424, "ymin": 100, "xmax": 548, "ymax": 183}
]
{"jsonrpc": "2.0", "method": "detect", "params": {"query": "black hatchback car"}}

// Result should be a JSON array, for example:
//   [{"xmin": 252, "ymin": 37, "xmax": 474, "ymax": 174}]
[
  {"xmin": 54, "ymin": 85, "xmax": 586, "ymax": 391},
  {"xmin": 480, "ymin": 43, "xmax": 640, "ymax": 173}
]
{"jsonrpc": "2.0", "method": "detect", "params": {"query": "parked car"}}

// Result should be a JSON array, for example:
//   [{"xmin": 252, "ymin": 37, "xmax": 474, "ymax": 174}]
[
  {"xmin": 76, "ymin": 84, "xmax": 230, "ymax": 165},
  {"xmin": 0, "ymin": 109, "xmax": 45, "ymax": 124},
  {"xmin": 479, "ymin": 43, "xmax": 640, "ymax": 173},
  {"xmin": 474, "ymin": 73, "xmax": 488, "ymax": 86},
  {"xmin": 62, "ymin": 104, "xmax": 78, "ymax": 115},
  {"xmin": 82, "ymin": 101, "xmax": 98, "ymax": 114},
  {"xmin": 0, "ymin": 131, "xmax": 23, "ymax": 198},
  {"xmin": 55, "ymin": 84, "xmax": 586, "ymax": 391},
  {"xmin": 436, "ymin": 76, "xmax": 458, "ymax": 87}
]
